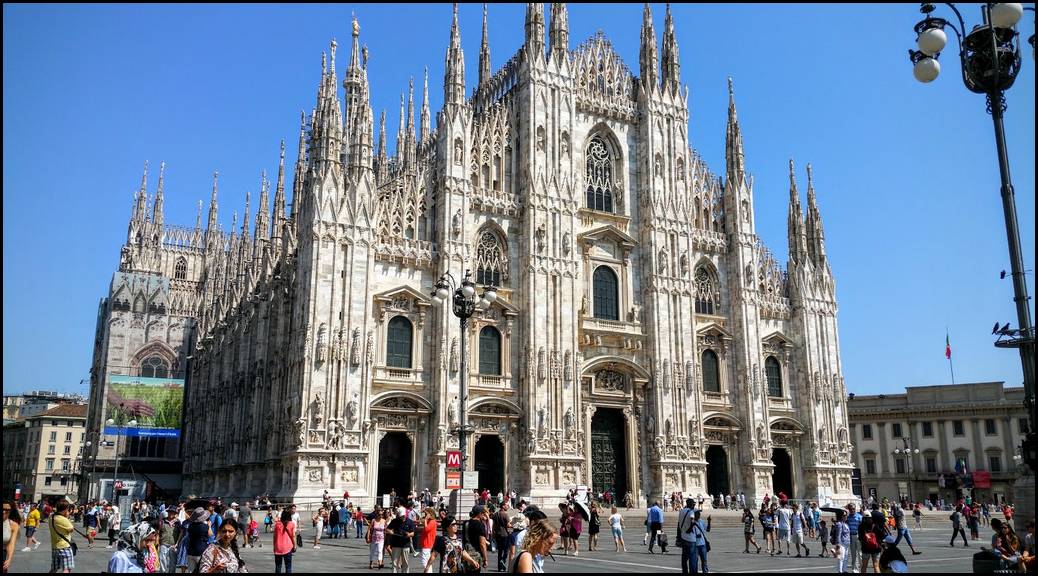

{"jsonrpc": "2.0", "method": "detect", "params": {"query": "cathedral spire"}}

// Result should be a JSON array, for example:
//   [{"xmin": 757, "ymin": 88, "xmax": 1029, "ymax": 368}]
[
  {"xmin": 344, "ymin": 14, "xmax": 373, "ymax": 177},
  {"xmin": 639, "ymin": 4, "xmax": 659, "ymax": 92},
  {"xmin": 206, "ymin": 171, "xmax": 219, "ymax": 237},
  {"xmin": 273, "ymin": 139, "xmax": 286, "ymax": 236},
  {"xmin": 549, "ymin": 3, "xmax": 569, "ymax": 64},
  {"xmin": 420, "ymin": 67, "xmax": 431, "ymax": 143},
  {"xmin": 377, "ymin": 109, "xmax": 388, "ymax": 162},
  {"xmin": 152, "ymin": 161, "xmax": 165, "ymax": 230},
  {"xmin": 396, "ymin": 92, "xmax": 405, "ymax": 162},
  {"xmin": 444, "ymin": 3, "xmax": 466, "ymax": 107},
  {"xmin": 406, "ymin": 76, "xmax": 416, "ymax": 142},
  {"xmin": 256, "ymin": 169, "xmax": 270, "ymax": 244},
  {"xmin": 805, "ymin": 163, "xmax": 828, "ymax": 264},
  {"xmin": 787, "ymin": 159, "xmax": 808, "ymax": 266},
  {"xmin": 525, "ymin": 3, "xmax": 545, "ymax": 60},
  {"xmin": 479, "ymin": 4, "xmax": 492, "ymax": 89},
  {"xmin": 661, "ymin": 4, "xmax": 681, "ymax": 94},
  {"xmin": 725, "ymin": 77, "xmax": 746, "ymax": 184},
  {"xmin": 241, "ymin": 190, "xmax": 251, "ymax": 241},
  {"xmin": 195, "ymin": 200, "xmax": 203, "ymax": 232},
  {"xmin": 134, "ymin": 160, "xmax": 149, "ymax": 223},
  {"xmin": 292, "ymin": 111, "xmax": 306, "ymax": 220}
]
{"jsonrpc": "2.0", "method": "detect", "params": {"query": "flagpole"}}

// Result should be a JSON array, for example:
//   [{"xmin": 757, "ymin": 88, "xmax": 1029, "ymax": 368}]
[{"xmin": 947, "ymin": 327, "xmax": 956, "ymax": 384}]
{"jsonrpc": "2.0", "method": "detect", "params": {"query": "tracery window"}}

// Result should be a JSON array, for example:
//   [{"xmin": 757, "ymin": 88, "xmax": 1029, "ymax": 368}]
[
  {"xmin": 593, "ymin": 266, "xmax": 619, "ymax": 321},
  {"xmin": 702, "ymin": 350, "xmax": 720, "ymax": 393},
  {"xmin": 475, "ymin": 231, "xmax": 506, "ymax": 287},
  {"xmin": 694, "ymin": 266, "xmax": 718, "ymax": 315},
  {"xmin": 386, "ymin": 316, "xmax": 414, "ymax": 369},
  {"xmin": 140, "ymin": 356, "xmax": 169, "ymax": 379},
  {"xmin": 765, "ymin": 356, "xmax": 783, "ymax": 397},
  {"xmin": 174, "ymin": 258, "xmax": 187, "ymax": 280},
  {"xmin": 585, "ymin": 136, "xmax": 614, "ymax": 213},
  {"xmin": 478, "ymin": 326, "xmax": 502, "ymax": 375}
]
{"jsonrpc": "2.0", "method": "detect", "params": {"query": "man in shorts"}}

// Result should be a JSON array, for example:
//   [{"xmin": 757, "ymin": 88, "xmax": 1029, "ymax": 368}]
[
  {"xmin": 49, "ymin": 501, "xmax": 76, "ymax": 573},
  {"xmin": 791, "ymin": 503, "xmax": 810, "ymax": 557},
  {"xmin": 775, "ymin": 501, "xmax": 792, "ymax": 555},
  {"xmin": 23, "ymin": 503, "xmax": 41, "ymax": 551}
]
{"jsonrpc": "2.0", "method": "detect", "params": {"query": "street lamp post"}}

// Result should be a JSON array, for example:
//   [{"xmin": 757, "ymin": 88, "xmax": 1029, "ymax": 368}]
[
  {"xmin": 431, "ymin": 269, "xmax": 497, "ymax": 495},
  {"xmin": 105, "ymin": 415, "xmax": 136, "ymax": 524},
  {"xmin": 908, "ymin": 3, "xmax": 1037, "ymax": 474},
  {"xmin": 893, "ymin": 436, "xmax": 921, "ymax": 503}
]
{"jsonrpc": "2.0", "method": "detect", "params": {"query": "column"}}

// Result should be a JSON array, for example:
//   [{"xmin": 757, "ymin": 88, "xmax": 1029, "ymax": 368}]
[
  {"xmin": 970, "ymin": 419, "xmax": 985, "ymax": 470},
  {"xmin": 936, "ymin": 419, "xmax": 950, "ymax": 471},
  {"xmin": 877, "ymin": 422, "xmax": 890, "ymax": 474}
]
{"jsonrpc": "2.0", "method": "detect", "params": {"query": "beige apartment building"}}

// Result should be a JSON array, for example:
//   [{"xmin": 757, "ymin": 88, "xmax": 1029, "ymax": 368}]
[
  {"xmin": 2, "ymin": 404, "xmax": 87, "ymax": 502},
  {"xmin": 848, "ymin": 382, "xmax": 1028, "ymax": 505}
]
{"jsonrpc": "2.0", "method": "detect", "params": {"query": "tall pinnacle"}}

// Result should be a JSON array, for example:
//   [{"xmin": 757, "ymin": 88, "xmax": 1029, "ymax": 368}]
[
  {"xmin": 805, "ymin": 163, "xmax": 828, "ymax": 263},
  {"xmin": 444, "ymin": 3, "xmax": 466, "ymax": 107},
  {"xmin": 256, "ymin": 169, "xmax": 270, "ymax": 244},
  {"xmin": 525, "ymin": 3, "xmax": 545, "ymax": 59},
  {"xmin": 377, "ymin": 109, "xmax": 388, "ymax": 161},
  {"xmin": 273, "ymin": 140, "xmax": 286, "ymax": 235},
  {"xmin": 479, "ymin": 4, "xmax": 492, "ymax": 88},
  {"xmin": 661, "ymin": 4, "xmax": 681, "ymax": 93},
  {"xmin": 787, "ymin": 159, "xmax": 808, "ymax": 266},
  {"xmin": 344, "ymin": 13, "xmax": 373, "ymax": 176},
  {"xmin": 420, "ymin": 67, "xmax": 431, "ymax": 143},
  {"xmin": 134, "ymin": 160, "xmax": 149, "ymax": 223},
  {"xmin": 549, "ymin": 3, "xmax": 569, "ymax": 64},
  {"xmin": 639, "ymin": 4, "xmax": 659, "ymax": 91},
  {"xmin": 292, "ymin": 111, "xmax": 306, "ymax": 219},
  {"xmin": 206, "ymin": 171, "xmax": 219, "ymax": 238},
  {"xmin": 152, "ymin": 161, "xmax": 165, "ymax": 229},
  {"xmin": 725, "ymin": 78, "xmax": 745, "ymax": 183}
]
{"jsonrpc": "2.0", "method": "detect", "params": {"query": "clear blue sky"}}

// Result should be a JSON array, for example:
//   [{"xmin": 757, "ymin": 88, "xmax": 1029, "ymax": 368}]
[{"xmin": 3, "ymin": 4, "xmax": 1034, "ymax": 398}]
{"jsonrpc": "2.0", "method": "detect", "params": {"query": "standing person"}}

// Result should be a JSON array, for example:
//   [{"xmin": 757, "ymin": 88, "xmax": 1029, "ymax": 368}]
[
  {"xmin": 158, "ymin": 507, "xmax": 180, "ymax": 572},
  {"xmin": 949, "ymin": 505, "xmax": 969, "ymax": 547},
  {"xmin": 354, "ymin": 507, "xmax": 366, "ymax": 540},
  {"xmin": 677, "ymin": 498, "xmax": 697, "ymax": 574},
  {"xmin": 106, "ymin": 502, "xmax": 123, "ymax": 548},
  {"xmin": 464, "ymin": 506, "xmax": 489, "ymax": 572},
  {"xmin": 273, "ymin": 509, "xmax": 296, "ymax": 574},
  {"xmin": 809, "ymin": 503, "xmax": 820, "ymax": 539},
  {"xmin": 832, "ymin": 509, "xmax": 851, "ymax": 574},
  {"xmin": 511, "ymin": 519, "xmax": 558, "ymax": 574},
  {"xmin": 646, "ymin": 501, "xmax": 664, "ymax": 554},
  {"xmin": 567, "ymin": 506, "xmax": 583, "ymax": 557},
  {"xmin": 311, "ymin": 507, "xmax": 325, "ymax": 550},
  {"xmin": 913, "ymin": 504, "xmax": 923, "ymax": 530},
  {"xmin": 775, "ymin": 501, "xmax": 791, "ymax": 556},
  {"xmin": 608, "ymin": 506, "xmax": 627, "ymax": 553},
  {"xmin": 199, "ymin": 519, "xmax": 247, "ymax": 573},
  {"xmin": 689, "ymin": 509, "xmax": 711, "ymax": 574},
  {"xmin": 238, "ymin": 503, "xmax": 253, "ymax": 548},
  {"xmin": 48, "ymin": 501, "xmax": 76, "ymax": 574},
  {"xmin": 328, "ymin": 505, "xmax": 340, "ymax": 540},
  {"xmin": 426, "ymin": 515, "xmax": 478, "ymax": 574},
  {"xmin": 386, "ymin": 507, "xmax": 415, "ymax": 573},
  {"xmin": 791, "ymin": 504, "xmax": 809, "ymax": 557},
  {"xmin": 817, "ymin": 518, "xmax": 830, "ymax": 558},
  {"xmin": 587, "ymin": 503, "xmax": 601, "ymax": 552},
  {"xmin": 491, "ymin": 503, "xmax": 511, "ymax": 570},
  {"xmin": 367, "ymin": 508, "xmax": 386, "ymax": 570},
  {"xmin": 264, "ymin": 510, "xmax": 273, "ymax": 534},
  {"xmin": 23, "ymin": 503, "xmax": 41, "ymax": 552},
  {"xmin": 3, "ymin": 500, "xmax": 22, "ymax": 573},
  {"xmin": 82, "ymin": 503, "xmax": 98, "ymax": 549},
  {"xmin": 857, "ymin": 516, "xmax": 883, "ymax": 573},
  {"xmin": 741, "ymin": 507, "xmax": 761, "ymax": 554},
  {"xmin": 417, "ymin": 508, "xmax": 438, "ymax": 572},
  {"xmin": 184, "ymin": 508, "xmax": 212, "ymax": 574},
  {"xmin": 759, "ymin": 505, "xmax": 775, "ymax": 556},
  {"xmin": 846, "ymin": 503, "xmax": 863, "ymax": 572},
  {"xmin": 890, "ymin": 502, "xmax": 921, "ymax": 555}
]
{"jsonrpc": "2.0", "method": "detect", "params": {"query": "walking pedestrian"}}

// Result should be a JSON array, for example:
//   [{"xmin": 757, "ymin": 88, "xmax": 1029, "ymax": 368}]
[
  {"xmin": 588, "ymin": 503, "xmax": 601, "ymax": 552},
  {"xmin": 491, "ymin": 503, "xmax": 511, "ymax": 570},
  {"xmin": 386, "ymin": 506, "xmax": 415, "ymax": 573},
  {"xmin": 857, "ymin": 516, "xmax": 883, "ymax": 573},
  {"xmin": 846, "ymin": 503, "xmax": 863, "ymax": 572},
  {"xmin": 464, "ymin": 506, "xmax": 489, "ymax": 572},
  {"xmin": 608, "ymin": 507, "xmax": 627, "ymax": 553},
  {"xmin": 677, "ymin": 498, "xmax": 697, "ymax": 573},
  {"xmin": 832, "ymin": 509, "xmax": 851, "ymax": 573},
  {"xmin": 3, "ymin": 499, "xmax": 22, "ymax": 573},
  {"xmin": 199, "ymin": 519, "xmax": 247, "ymax": 573},
  {"xmin": 759, "ymin": 504, "xmax": 775, "ymax": 556},
  {"xmin": 511, "ymin": 519, "xmax": 558, "ymax": 573},
  {"xmin": 791, "ymin": 504, "xmax": 810, "ymax": 557},
  {"xmin": 417, "ymin": 508, "xmax": 438, "ymax": 572},
  {"xmin": 22, "ymin": 503, "xmax": 40, "ymax": 552},
  {"xmin": 688, "ymin": 509, "xmax": 711, "ymax": 573},
  {"xmin": 890, "ymin": 502, "xmax": 921, "ymax": 555},
  {"xmin": 646, "ymin": 501, "xmax": 664, "ymax": 553},
  {"xmin": 238, "ymin": 503, "xmax": 253, "ymax": 548},
  {"xmin": 48, "ymin": 501, "xmax": 76, "ymax": 574},
  {"xmin": 775, "ymin": 501, "xmax": 791, "ymax": 555},
  {"xmin": 912, "ymin": 504, "xmax": 923, "ymax": 530},
  {"xmin": 273, "ymin": 509, "xmax": 296, "ymax": 574},
  {"xmin": 817, "ymin": 519, "xmax": 830, "ymax": 558},
  {"xmin": 741, "ymin": 507, "xmax": 761, "ymax": 554},
  {"xmin": 949, "ymin": 505, "xmax": 969, "ymax": 547},
  {"xmin": 367, "ymin": 509, "xmax": 386, "ymax": 569},
  {"xmin": 184, "ymin": 507, "xmax": 212, "ymax": 574}
]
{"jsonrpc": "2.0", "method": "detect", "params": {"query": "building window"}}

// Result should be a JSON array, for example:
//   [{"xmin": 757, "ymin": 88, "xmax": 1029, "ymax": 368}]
[
  {"xmin": 478, "ymin": 326, "xmax": 502, "ymax": 376},
  {"xmin": 585, "ymin": 136, "xmax": 614, "ymax": 213},
  {"xmin": 895, "ymin": 458, "xmax": 906, "ymax": 474},
  {"xmin": 702, "ymin": 350, "xmax": 721, "ymax": 393},
  {"xmin": 475, "ymin": 231, "xmax": 506, "ymax": 287},
  {"xmin": 140, "ymin": 356, "xmax": 169, "ymax": 379},
  {"xmin": 922, "ymin": 421, "xmax": 933, "ymax": 437},
  {"xmin": 989, "ymin": 455, "xmax": 1002, "ymax": 472},
  {"xmin": 892, "ymin": 422, "xmax": 903, "ymax": 438},
  {"xmin": 592, "ymin": 266, "xmax": 619, "ymax": 321},
  {"xmin": 60, "ymin": 477, "xmax": 68, "ymax": 486},
  {"xmin": 48, "ymin": 445, "xmax": 55, "ymax": 455},
  {"xmin": 44, "ymin": 476, "xmax": 52, "ymax": 486},
  {"xmin": 61, "ymin": 459, "xmax": 70, "ymax": 472},
  {"xmin": 45, "ymin": 458, "xmax": 54, "ymax": 471},
  {"xmin": 694, "ymin": 267, "xmax": 718, "ymax": 315},
  {"xmin": 65, "ymin": 432, "xmax": 72, "ymax": 442},
  {"xmin": 953, "ymin": 420, "xmax": 965, "ymax": 436},
  {"xmin": 926, "ymin": 457, "xmax": 937, "ymax": 474},
  {"xmin": 985, "ymin": 419, "xmax": 997, "ymax": 435},
  {"xmin": 63, "ymin": 446, "xmax": 70, "ymax": 455},
  {"xmin": 765, "ymin": 356, "xmax": 782, "ymax": 397},
  {"xmin": 865, "ymin": 458, "xmax": 876, "ymax": 475},
  {"xmin": 49, "ymin": 431, "xmax": 57, "ymax": 442},
  {"xmin": 386, "ymin": 316, "xmax": 414, "ymax": 369},
  {"xmin": 863, "ymin": 424, "xmax": 873, "ymax": 440},
  {"xmin": 1021, "ymin": 418, "xmax": 1030, "ymax": 434},
  {"xmin": 174, "ymin": 257, "xmax": 187, "ymax": 280}
]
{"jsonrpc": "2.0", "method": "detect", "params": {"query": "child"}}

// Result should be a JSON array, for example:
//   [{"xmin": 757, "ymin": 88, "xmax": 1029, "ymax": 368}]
[
  {"xmin": 249, "ymin": 518, "xmax": 261, "ymax": 547},
  {"xmin": 817, "ymin": 519, "xmax": 830, "ymax": 558},
  {"xmin": 656, "ymin": 529, "xmax": 669, "ymax": 554},
  {"xmin": 264, "ymin": 510, "xmax": 274, "ymax": 533}
]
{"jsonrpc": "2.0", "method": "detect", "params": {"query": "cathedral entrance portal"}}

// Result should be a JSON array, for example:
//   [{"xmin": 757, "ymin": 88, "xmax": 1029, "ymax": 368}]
[
  {"xmin": 771, "ymin": 448, "xmax": 794, "ymax": 498},
  {"xmin": 591, "ymin": 408, "xmax": 628, "ymax": 497},
  {"xmin": 474, "ymin": 436, "xmax": 505, "ymax": 495},
  {"xmin": 377, "ymin": 432, "xmax": 412, "ymax": 498},
  {"xmin": 706, "ymin": 445, "xmax": 730, "ymax": 496}
]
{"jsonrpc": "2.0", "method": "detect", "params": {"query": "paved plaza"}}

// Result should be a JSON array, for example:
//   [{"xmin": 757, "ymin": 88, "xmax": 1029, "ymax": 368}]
[{"xmin": 6, "ymin": 513, "xmax": 980, "ymax": 573}]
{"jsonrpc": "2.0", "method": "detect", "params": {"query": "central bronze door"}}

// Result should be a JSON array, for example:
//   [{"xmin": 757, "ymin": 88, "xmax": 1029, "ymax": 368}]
[{"xmin": 591, "ymin": 408, "xmax": 628, "ymax": 496}]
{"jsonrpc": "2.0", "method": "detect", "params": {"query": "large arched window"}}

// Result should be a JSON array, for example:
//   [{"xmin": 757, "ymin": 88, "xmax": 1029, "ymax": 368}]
[
  {"xmin": 694, "ymin": 266, "xmax": 718, "ymax": 315},
  {"xmin": 475, "ymin": 231, "xmax": 506, "ymax": 287},
  {"xmin": 766, "ymin": 356, "xmax": 783, "ymax": 397},
  {"xmin": 478, "ymin": 326, "xmax": 502, "ymax": 375},
  {"xmin": 593, "ymin": 266, "xmax": 619, "ymax": 321},
  {"xmin": 585, "ymin": 136, "xmax": 614, "ymax": 213},
  {"xmin": 174, "ymin": 258, "xmax": 187, "ymax": 280},
  {"xmin": 386, "ymin": 316, "xmax": 414, "ymax": 368},
  {"xmin": 140, "ymin": 356, "xmax": 169, "ymax": 379},
  {"xmin": 702, "ymin": 350, "xmax": 720, "ymax": 393}
]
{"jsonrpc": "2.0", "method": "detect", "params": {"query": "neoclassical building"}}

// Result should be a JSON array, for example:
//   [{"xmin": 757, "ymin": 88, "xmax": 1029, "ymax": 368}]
[{"xmin": 96, "ymin": 3, "xmax": 855, "ymax": 506}]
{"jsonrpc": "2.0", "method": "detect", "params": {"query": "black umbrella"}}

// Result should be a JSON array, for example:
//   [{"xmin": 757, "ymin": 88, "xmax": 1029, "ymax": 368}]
[
  {"xmin": 820, "ymin": 506, "xmax": 843, "ymax": 514},
  {"xmin": 573, "ymin": 501, "xmax": 591, "ymax": 522}
]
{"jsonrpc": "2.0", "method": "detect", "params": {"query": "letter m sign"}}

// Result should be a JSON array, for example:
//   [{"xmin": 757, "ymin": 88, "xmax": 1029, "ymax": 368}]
[{"xmin": 446, "ymin": 451, "xmax": 462, "ymax": 469}]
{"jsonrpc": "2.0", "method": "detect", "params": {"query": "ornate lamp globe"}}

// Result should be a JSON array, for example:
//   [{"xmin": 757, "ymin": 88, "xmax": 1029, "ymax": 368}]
[
  {"xmin": 991, "ymin": 3, "xmax": 1024, "ymax": 29},
  {"xmin": 918, "ymin": 25, "xmax": 948, "ymax": 55},
  {"xmin": 913, "ymin": 56, "xmax": 941, "ymax": 82}
]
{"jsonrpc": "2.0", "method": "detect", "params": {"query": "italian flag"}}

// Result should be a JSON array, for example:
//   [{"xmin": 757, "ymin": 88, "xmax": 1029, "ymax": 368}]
[{"xmin": 946, "ymin": 332, "xmax": 952, "ymax": 360}]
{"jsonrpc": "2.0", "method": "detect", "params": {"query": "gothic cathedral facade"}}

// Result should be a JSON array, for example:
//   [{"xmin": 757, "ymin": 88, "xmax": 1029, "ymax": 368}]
[{"xmin": 95, "ymin": 4, "xmax": 855, "ymax": 506}]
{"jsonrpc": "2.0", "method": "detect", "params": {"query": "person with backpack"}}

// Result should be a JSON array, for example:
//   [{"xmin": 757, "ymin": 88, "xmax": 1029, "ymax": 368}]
[
  {"xmin": 677, "ymin": 498, "xmax": 697, "ymax": 573},
  {"xmin": 790, "ymin": 503, "xmax": 810, "ymax": 558},
  {"xmin": 857, "ymin": 516, "xmax": 884, "ymax": 572},
  {"xmin": 949, "ymin": 504, "xmax": 969, "ymax": 547}
]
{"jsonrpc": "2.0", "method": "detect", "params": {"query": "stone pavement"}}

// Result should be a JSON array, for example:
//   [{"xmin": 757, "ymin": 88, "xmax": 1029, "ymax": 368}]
[{"xmin": 6, "ymin": 516, "xmax": 978, "ymax": 573}]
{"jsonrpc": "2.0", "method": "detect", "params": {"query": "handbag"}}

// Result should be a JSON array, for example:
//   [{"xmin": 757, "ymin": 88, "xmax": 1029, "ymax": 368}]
[{"xmin": 56, "ymin": 530, "xmax": 78, "ymax": 556}]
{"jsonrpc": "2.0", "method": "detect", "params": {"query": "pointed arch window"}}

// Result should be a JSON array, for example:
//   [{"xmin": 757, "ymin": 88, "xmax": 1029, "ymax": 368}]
[
  {"xmin": 478, "ymin": 326, "xmax": 502, "ymax": 375},
  {"xmin": 593, "ymin": 266, "xmax": 619, "ymax": 321},
  {"xmin": 174, "ymin": 258, "xmax": 187, "ymax": 280},
  {"xmin": 766, "ymin": 356, "xmax": 783, "ymax": 397},
  {"xmin": 475, "ymin": 231, "xmax": 507, "ymax": 287},
  {"xmin": 386, "ymin": 316, "xmax": 414, "ymax": 369},
  {"xmin": 140, "ymin": 356, "xmax": 169, "ymax": 379},
  {"xmin": 702, "ymin": 350, "xmax": 720, "ymax": 393},
  {"xmin": 585, "ymin": 136, "xmax": 614, "ymax": 213},
  {"xmin": 694, "ymin": 266, "xmax": 718, "ymax": 315}
]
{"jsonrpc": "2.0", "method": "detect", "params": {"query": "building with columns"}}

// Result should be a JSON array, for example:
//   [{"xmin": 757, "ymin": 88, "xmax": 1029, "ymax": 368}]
[
  {"xmin": 89, "ymin": 3, "xmax": 855, "ymax": 506},
  {"xmin": 848, "ymin": 382, "xmax": 1029, "ymax": 505}
]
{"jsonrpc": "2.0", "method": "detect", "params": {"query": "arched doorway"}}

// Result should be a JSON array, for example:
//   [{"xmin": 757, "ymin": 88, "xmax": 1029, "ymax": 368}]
[
  {"xmin": 771, "ymin": 448, "xmax": 794, "ymax": 498},
  {"xmin": 706, "ymin": 445, "xmax": 730, "ymax": 496},
  {"xmin": 474, "ymin": 436, "xmax": 505, "ymax": 495},
  {"xmin": 591, "ymin": 409, "xmax": 628, "ymax": 496},
  {"xmin": 377, "ymin": 432, "xmax": 412, "ymax": 498}
]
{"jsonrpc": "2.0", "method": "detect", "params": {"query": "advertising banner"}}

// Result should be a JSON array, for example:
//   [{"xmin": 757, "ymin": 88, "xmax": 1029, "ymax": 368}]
[
  {"xmin": 104, "ymin": 375, "xmax": 184, "ymax": 437},
  {"xmin": 973, "ymin": 471, "xmax": 992, "ymax": 489}
]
